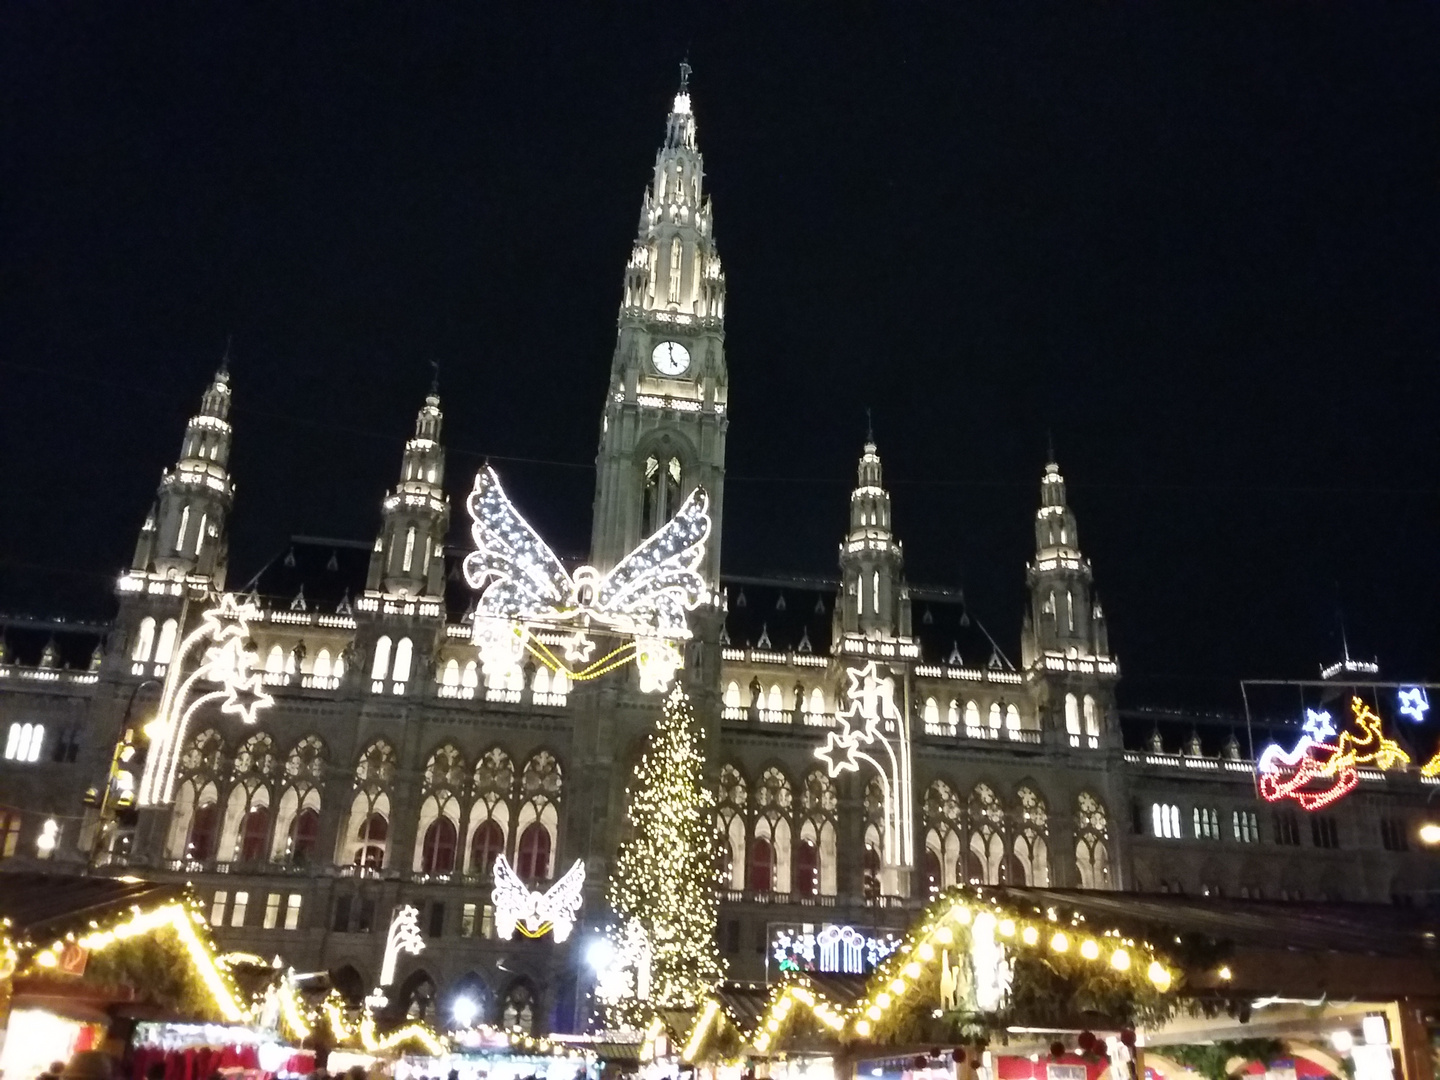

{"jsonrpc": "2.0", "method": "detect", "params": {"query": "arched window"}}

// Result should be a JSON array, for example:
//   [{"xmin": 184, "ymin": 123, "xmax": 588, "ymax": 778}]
[
  {"xmin": 966, "ymin": 784, "xmax": 1004, "ymax": 885},
  {"xmin": 462, "ymin": 660, "xmax": 478, "ymax": 688},
  {"xmin": 195, "ymin": 513, "xmax": 207, "ymax": 556},
  {"xmin": 923, "ymin": 697, "xmax": 940, "ymax": 730},
  {"xmin": 964, "ymin": 700, "xmax": 980, "ymax": 732},
  {"xmin": 532, "ymin": 666, "xmax": 550, "ymax": 696},
  {"xmin": 392, "ymin": 638, "xmax": 413, "ymax": 683},
  {"xmin": 1067, "ymin": 589, "xmax": 1075, "ymax": 631},
  {"xmin": 356, "ymin": 813, "xmax": 388, "ymax": 870},
  {"xmin": 187, "ymin": 802, "xmax": 219, "ymax": 862},
  {"xmin": 442, "ymin": 658, "xmax": 459, "ymax": 686},
  {"xmin": 1011, "ymin": 786, "xmax": 1049, "ymax": 886},
  {"xmin": 767, "ymin": 684, "xmax": 783, "ymax": 713},
  {"xmin": 862, "ymin": 842, "xmax": 881, "ymax": 901},
  {"xmin": 794, "ymin": 839, "xmax": 819, "ymax": 897},
  {"xmin": 808, "ymin": 687, "xmax": 826, "ymax": 715},
  {"xmin": 717, "ymin": 765, "xmax": 748, "ymax": 891},
  {"xmin": 668, "ymin": 237, "xmax": 682, "ymax": 302},
  {"xmin": 516, "ymin": 823, "xmax": 552, "ymax": 883},
  {"xmin": 747, "ymin": 836, "xmax": 774, "ymax": 892},
  {"xmin": 923, "ymin": 779, "xmax": 962, "ymax": 892},
  {"xmin": 239, "ymin": 804, "xmax": 270, "ymax": 862},
  {"xmin": 922, "ymin": 848, "xmax": 942, "ymax": 896},
  {"xmin": 155, "ymin": 619, "xmax": 178, "ymax": 664},
  {"xmin": 798, "ymin": 768, "xmax": 837, "ymax": 896},
  {"xmin": 289, "ymin": 808, "xmax": 320, "ymax": 864},
  {"xmin": 370, "ymin": 636, "xmax": 392, "ymax": 681},
  {"xmin": 1083, "ymin": 694, "xmax": 1100, "ymax": 746},
  {"xmin": 1076, "ymin": 793, "xmax": 1110, "ymax": 889},
  {"xmin": 1063, "ymin": 698, "xmax": 1082, "ymax": 752},
  {"xmin": 132, "ymin": 617, "xmax": 156, "ymax": 661},
  {"xmin": 1005, "ymin": 704, "xmax": 1021, "ymax": 733},
  {"xmin": 988, "ymin": 702, "xmax": 1002, "ymax": 731},
  {"xmin": 313, "ymin": 649, "xmax": 332, "ymax": 679},
  {"xmin": 724, "ymin": 681, "xmax": 740, "ymax": 709},
  {"xmin": 947, "ymin": 700, "xmax": 960, "ymax": 730},
  {"xmin": 177, "ymin": 504, "xmax": 191, "ymax": 553},
  {"xmin": 402, "ymin": 526, "xmax": 417, "ymax": 573},
  {"xmin": 421, "ymin": 818, "xmax": 457, "ymax": 875},
  {"xmin": 266, "ymin": 645, "xmax": 285, "ymax": 675},
  {"xmin": 470, "ymin": 819, "xmax": 505, "ymax": 875}
]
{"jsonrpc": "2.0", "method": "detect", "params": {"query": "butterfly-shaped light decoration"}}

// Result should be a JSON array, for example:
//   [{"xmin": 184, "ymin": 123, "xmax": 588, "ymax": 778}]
[{"xmin": 491, "ymin": 854, "xmax": 586, "ymax": 943}]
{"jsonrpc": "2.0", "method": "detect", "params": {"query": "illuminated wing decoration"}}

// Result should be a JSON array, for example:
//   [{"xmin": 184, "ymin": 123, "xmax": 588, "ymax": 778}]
[
  {"xmin": 464, "ymin": 467, "xmax": 576, "ymax": 621},
  {"xmin": 491, "ymin": 854, "xmax": 586, "ymax": 942},
  {"xmin": 461, "ymin": 466, "xmax": 713, "ymax": 693},
  {"xmin": 589, "ymin": 487, "xmax": 711, "ymax": 638}
]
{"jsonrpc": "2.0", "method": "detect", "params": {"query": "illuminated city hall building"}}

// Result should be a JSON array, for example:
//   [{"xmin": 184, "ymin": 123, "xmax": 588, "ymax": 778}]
[{"xmin": 0, "ymin": 76, "xmax": 1436, "ymax": 1032}]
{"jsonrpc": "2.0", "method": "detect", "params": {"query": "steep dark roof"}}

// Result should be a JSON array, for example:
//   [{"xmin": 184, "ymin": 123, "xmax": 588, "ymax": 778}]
[
  {"xmin": 720, "ymin": 575, "xmax": 1011, "ymax": 668},
  {"xmin": 241, "ymin": 536, "xmax": 371, "ymax": 615},
  {"xmin": 0, "ymin": 619, "xmax": 106, "ymax": 670}
]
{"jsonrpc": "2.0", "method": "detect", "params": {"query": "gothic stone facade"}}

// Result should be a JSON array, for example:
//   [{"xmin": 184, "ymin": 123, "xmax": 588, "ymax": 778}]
[{"xmin": 1, "ymin": 81, "xmax": 1436, "ymax": 1035}]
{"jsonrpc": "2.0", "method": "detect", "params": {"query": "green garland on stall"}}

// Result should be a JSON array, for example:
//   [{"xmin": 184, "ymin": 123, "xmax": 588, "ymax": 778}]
[
  {"xmin": 1163, "ymin": 1040, "xmax": 1288, "ymax": 1080},
  {"xmin": 80, "ymin": 924, "xmax": 217, "ymax": 1018}
]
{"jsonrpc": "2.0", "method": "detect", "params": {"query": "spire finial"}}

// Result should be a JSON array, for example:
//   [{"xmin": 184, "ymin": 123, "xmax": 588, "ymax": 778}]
[
  {"xmin": 865, "ymin": 407, "xmax": 874, "ymax": 445},
  {"xmin": 679, "ymin": 57, "xmax": 692, "ymax": 93},
  {"xmin": 218, "ymin": 334, "xmax": 233, "ymax": 376},
  {"xmin": 1046, "ymin": 429, "xmax": 1055, "ymax": 465},
  {"xmin": 429, "ymin": 359, "xmax": 440, "ymax": 397}
]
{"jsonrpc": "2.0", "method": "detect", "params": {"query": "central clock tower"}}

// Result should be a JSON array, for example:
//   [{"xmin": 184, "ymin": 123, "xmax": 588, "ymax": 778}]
[{"xmin": 591, "ymin": 65, "xmax": 728, "ymax": 586}]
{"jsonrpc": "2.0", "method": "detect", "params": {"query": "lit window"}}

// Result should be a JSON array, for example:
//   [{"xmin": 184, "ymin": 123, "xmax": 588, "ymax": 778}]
[
  {"xmin": 947, "ymin": 700, "xmax": 959, "ymax": 729},
  {"xmin": 285, "ymin": 894, "xmax": 302, "ymax": 930},
  {"xmin": 1065, "ymin": 694, "xmax": 1081, "ymax": 737},
  {"xmin": 402, "ymin": 526, "xmax": 416, "ymax": 573},
  {"xmin": 442, "ymin": 658, "xmax": 460, "ymax": 686},
  {"xmin": 370, "ymin": 636, "xmax": 392, "ymax": 681},
  {"xmin": 313, "ymin": 649, "xmax": 332, "ymax": 679},
  {"xmin": 266, "ymin": 645, "xmax": 285, "ymax": 675},
  {"xmin": 532, "ymin": 666, "xmax": 550, "ymax": 695},
  {"xmin": 1066, "ymin": 589, "xmax": 1075, "ymax": 631},
  {"xmin": 767, "ymin": 684, "xmax": 782, "ymax": 713},
  {"xmin": 177, "ymin": 505, "xmax": 191, "ymax": 553},
  {"xmin": 132, "ymin": 617, "xmax": 156, "ymax": 661},
  {"xmin": 155, "ymin": 619, "xmax": 178, "ymax": 664},
  {"xmin": 392, "ymin": 638, "xmax": 413, "ymax": 683},
  {"xmin": 4, "ymin": 723, "xmax": 44, "ymax": 763},
  {"xmin": 195, "ymin": 513, "xmax": 207, "ymax": 556},
  {"xmin": 1232, "ymin": 810, "xmax": 1259, "ymax": 844},
  {"xmin": 210, "ymin": 890, "xmax": 228, "ymax": 926},
  {"xmin": 1083, "ymin": 694, "xmax": 1100, "ymax": 738},
  {"xmin": 988, "ymin": 702, "xmax": 1002, "ymax": 730},
  {"xmin": 1151, "ymin": 803, "xmax": 1181, "ymax": 840},
  {"xmin": 724, "ymin": 681, "xmax": 740, "ymax": 709},
  {"xmin": 923, "ymin": 697, "xmax": 939, "ymax": 727},
  {"xmin": 1193, "ymin": 807, "xmax": 1220, "ymax": 840},
  {"xmin": 230, "ymin": 891, "xmax": 249, "ymax": 927},
  {"xmin": 264, "ymin": 893, "xmax": 281, "ymax": 929},
  {"xmin": 1005, "ymin": 704, "xmax": 1021, "ymax": 732},
  {"xmin": 872, "ymin": 571, "xmax": 881, "ymax": 611},
  {"xmin": 964, "ymin": 701, "xmax": 980, "ymax": 729}
]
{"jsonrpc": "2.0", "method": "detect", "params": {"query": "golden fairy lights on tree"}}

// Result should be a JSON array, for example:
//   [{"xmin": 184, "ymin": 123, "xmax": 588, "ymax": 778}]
[{"xmin": 604, "ymin": 684, "xmax": 724, "ymax": 1029}]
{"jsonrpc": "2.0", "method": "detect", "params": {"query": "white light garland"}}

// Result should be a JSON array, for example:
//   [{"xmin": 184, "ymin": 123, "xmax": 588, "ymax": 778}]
[{"xmin": 492, "ymin": 854, "xmax": 585, "ymax": 942}]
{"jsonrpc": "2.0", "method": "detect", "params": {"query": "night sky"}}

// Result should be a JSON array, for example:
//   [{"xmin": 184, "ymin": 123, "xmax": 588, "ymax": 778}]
[{"xmin": 3, "ymin": 5, "xmax": 1439, "ymax": 708}]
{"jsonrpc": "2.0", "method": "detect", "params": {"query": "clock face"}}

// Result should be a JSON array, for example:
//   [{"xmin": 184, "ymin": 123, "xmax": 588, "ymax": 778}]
[{"xmin": 651, "ymin": 340, "xmax": 691, "ymax": 376}]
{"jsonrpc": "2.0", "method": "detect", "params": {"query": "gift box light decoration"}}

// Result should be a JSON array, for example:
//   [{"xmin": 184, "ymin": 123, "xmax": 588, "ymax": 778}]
[{"xmin": 463, "ymin": 465, "xmax": 710, "ymax": 694}]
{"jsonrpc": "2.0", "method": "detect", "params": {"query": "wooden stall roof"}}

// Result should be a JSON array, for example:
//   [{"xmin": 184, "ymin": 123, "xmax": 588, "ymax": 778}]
[{"xmin": 0, "ymin": 873, "xmax": 187, "ymax": 942}]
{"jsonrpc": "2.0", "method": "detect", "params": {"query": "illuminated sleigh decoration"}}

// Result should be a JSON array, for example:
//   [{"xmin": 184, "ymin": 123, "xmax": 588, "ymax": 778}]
[
  {"xmin": 462, "ymin": 465, "xmax": 711, "ymax": 694},
  {"xmin": 1257, "ymin": 696, "xmax": 1409, "ymax": 811}
]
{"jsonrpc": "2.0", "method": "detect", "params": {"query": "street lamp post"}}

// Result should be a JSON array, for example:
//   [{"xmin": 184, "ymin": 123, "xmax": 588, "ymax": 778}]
[{"xmin": 87, "ymin": 676, "xmax": 161, "ymax": 864}]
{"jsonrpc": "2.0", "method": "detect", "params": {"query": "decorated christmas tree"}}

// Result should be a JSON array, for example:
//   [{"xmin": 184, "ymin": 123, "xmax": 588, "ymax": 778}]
[{"xmin": 604, "ymin": 684, "xmax": 724, "ymax": 1030}]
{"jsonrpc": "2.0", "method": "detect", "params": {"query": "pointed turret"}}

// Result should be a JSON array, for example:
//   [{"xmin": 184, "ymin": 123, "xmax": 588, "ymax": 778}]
[
  {"xmin": 1021, "ymin": 456, "xmax": 1118, "ymax": 750},
  {"xmin": 134, "ymin": 359, "xmax": 236, "ymax": 585},
  {"xmin": 367, "ymin": 388, "xmax": 450, "ymax": 598},
  {"xmin": 592, "ymin": 64, "xmax": 729, "ymax": 584},
  {"xmin": 837, "ymin": 437, "xmax": 909, "ymax": 640}
]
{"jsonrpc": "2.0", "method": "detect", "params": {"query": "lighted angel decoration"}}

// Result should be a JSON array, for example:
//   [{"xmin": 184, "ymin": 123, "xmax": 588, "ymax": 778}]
[
  {"xmin": 462, "ymin": 465, "xmax": 711, "ymax": 693},
  {"xmin": 491, "ymin": 854, "xmax": 586, "ymax": 942}
]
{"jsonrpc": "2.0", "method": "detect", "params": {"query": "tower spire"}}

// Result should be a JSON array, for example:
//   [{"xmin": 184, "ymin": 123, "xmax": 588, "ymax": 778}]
[
  {"xmin": 367, "ymin": 390, "xmax": 450, "ymax": 598},
  {"xmin": 838, "ymin": 435, "xmax": 908, "ymax": 640}
]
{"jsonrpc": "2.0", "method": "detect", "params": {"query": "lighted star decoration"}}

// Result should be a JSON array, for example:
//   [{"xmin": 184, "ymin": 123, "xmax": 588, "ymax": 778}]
[
  {"xmin": 1302, "ymin": 707, "xmax": 1337, "ymax": 743},
  {"xmin": 814, "ymin": 662, "xmax": 900, "ymax": 776},
  {"xmin": 219, "ymin": 670, "xmax": 274, "ymax": 725},
  {"xmin": 815, "ymin": 726, "xmax": 862, "ymax": 776},
  {"xmin": 562, "ymin": 630, "xmax": 596, "ymax": 664},
  {"xmin": 1399, "ymin": 687, "xmax": 1430, "ymax": 724}
]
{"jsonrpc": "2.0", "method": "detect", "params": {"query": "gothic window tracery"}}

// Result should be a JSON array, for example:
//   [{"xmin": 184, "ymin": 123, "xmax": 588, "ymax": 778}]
[
  {"xmin": 1075, "ymin": 792, "xmax": 1110, "ymax": 889},
  {"xmin": 797, "ymin": 768, "xmax": 837, "ymax": 897},
  {"xmin": 751, "ymin": 766, "xmax": 793, "ymax": 893},
  {"xmin": 966, "ymin": 783, "xmax": 1004, "ymax": 885},
  {"xmin": 862, "ymin": 776, "xmax": 885, "ymax": 900},
  {"xmin": 716, "ymin": 764, "xmax": 747, "ymax": 890},
  {"xmin": 415, "ymin": 745, "xmax": 465, "ymax": 876},
  {"xmin": 165, "ymin": 728, "xmax": 226, "ymax": 863},
  {"xmin": 1010, "ymin": 785, "xmax": 1050, "ymax": 886},
  {"xmin": 273, "ymin": 735, "xmax": 325, "ymax": 864},
  {"xmin": 468, "ymin": 748, "xmax": 515, "ymax": 876},
  {"xmin": 222, "ymin": 732, "xmax": 278, "ymax": 862},
  {"xmin": 342, "ymin": 740, "xmax": 395, "ymax": 870},
  {"xmin": 923, "ymin": 779, "xmax": 962, "ymax": 893},
  {"xmin": 515, "ymin": 751, "xmax": 562, "ymax": 882}
]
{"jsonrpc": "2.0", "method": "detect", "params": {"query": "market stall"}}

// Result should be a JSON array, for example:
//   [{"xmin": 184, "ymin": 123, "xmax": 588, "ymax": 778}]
[{"xmin": 680, "ymin": 887, "xmax": 1440, "ymax": 1080}]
